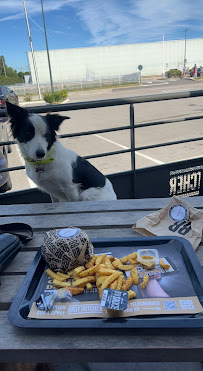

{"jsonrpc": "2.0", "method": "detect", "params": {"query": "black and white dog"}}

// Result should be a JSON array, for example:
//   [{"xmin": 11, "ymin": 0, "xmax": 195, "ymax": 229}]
[{"xmin": 6, "ymin": 101, "xmax": 117, "ymax": 202}]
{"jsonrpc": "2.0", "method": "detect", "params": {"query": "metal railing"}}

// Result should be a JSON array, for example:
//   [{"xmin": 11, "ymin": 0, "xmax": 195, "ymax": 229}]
[
  {"xmin": 0, "ymin": 89, "xmax": 203, "ymax": 182},
  {"xmin": 6, "ymin": 73, "xmax": 140, "ymax": 95}
]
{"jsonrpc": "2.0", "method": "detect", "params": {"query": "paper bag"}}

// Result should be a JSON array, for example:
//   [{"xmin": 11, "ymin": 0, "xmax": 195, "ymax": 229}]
[{"xmin": 132, "ymin": 196, "xmax": 203, "ymax": 250}]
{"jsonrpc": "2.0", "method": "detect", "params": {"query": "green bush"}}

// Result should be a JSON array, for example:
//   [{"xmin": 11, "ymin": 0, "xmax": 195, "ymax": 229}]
[
  {"xmin": 23, "ymin": 93, "xmax": 32, "ymax": 102},
  {"xmin": 60, "ymin": 89, "xmax": 68, "ymax": 99},
  {"xmin": 53, "ymin": 91, "xmax": 63, "ymax": 102},
  {"xmin": 43, "ymin": 90, "xmax": 68, "ymax": 104},
  {"xmin": 43, "ymin": 92, "xmax": 55, "ymax": 104},
  {"xmin": 165, "ymin": 69, "xmax": 182, "ymax": 77},
  {"xmin": 0, "ymin": 75, "xmax": 23, "ymax": 84}
]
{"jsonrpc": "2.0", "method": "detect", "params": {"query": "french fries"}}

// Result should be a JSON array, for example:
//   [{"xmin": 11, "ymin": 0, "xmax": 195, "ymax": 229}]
[
  {"xmin": 97, "ymin": 268, "xmax": 116, "ymax": 276},
  {"xmin": 116, "ymin": 274, "xmax": 124, "ymax": 290},
  {"xmin": 89, "ymin": 255, "xmax": 97, "ymax": 265},
  {"xmin": 95, "ymin": 254, "xmax": 106, "ymax": 265},
  {"xmin": 46, "ymin": 269, "xmax": 67, "ymax": 282},
  {"xmin": 46, "ymin": 249, "xmax": 155, "ymax": 301},
  {"xmin": 129, "ymin": 258, "xmax": 137, "ymax": 265},
  {"xmin": 56, "ymin": 272, "xmax": 72, "ymax": 280},
  {"xmin": 140, "ymin": 260, "xmax": 155, "ymax": 269},
  {"xmin": 105, "ymin": 257, "xmax": 114, "ymax": 270},
  {"xmin": 109, "ymin": 279, "xmax": 118, "ymax": 289},
  {"xmin": 121, "ymin": 277, "xmax": 133, "ymax": 291},
  {"xmin": 120, "ymin": 255, "xmax": 130, "ymax": 264},
  {"xmin": 112, "ymin": 258, "xmax": 121, "ymax": 269},
  {"xmin": 142, "ymin": 255, "xmax": 154, "ymax": 259},
  {"xmin": 78, "ymin": 265, "xmax": 99, "ymax": 277},
  {"xmin": 120, "ymin": 252, "xmax": 137, "ymax": 264},
  {"xmin": 72, "ymin": 276, "xmax": 96, "ymax": 287},
  {"xmin": 127, "ymin": 290, "xmax": 136, "ymax": 299},
  {"xmin": 140, "ymin": 275, "xmax": 149, "ymax": 289},
  {"xmin": 159, "ymin": 258, "xmax": 170, "ymax": 270},
  {"xmin": 130, "ymin": 267, "xmax": 139, "ymax": 285},
  {"xmin": 86, "ymin": 282, "xmax": 92, "ymax": 290},
  {"xmin": 73, "ymin": 266, "xmax": 85, "ymax": 276},
  {"xmin": 96, "ymin": 276, "xmax": 107, "ymax": 287},
  {"xmin": 101, "ymin": 271, "xmax": 121, "ymax": 290},
  {"xmin": 118, "ymin": 264, "xmax": 135, "ymax": 271},
  {"xmin": 67, "ymin": 287, "xmax": 84, "ymax": 295},
  {"xmin": 53, "ymin": 279, "xmax": 71, "ymax": 288}
]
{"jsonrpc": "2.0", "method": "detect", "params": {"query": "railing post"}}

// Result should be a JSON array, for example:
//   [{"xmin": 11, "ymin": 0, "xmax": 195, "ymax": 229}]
[{"xmin": 130, "ymin": 104, "xmax": 136, "ymax": 198}]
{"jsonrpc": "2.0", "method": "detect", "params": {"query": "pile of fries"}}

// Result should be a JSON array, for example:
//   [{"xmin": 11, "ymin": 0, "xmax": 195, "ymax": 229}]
[{"xmin": 45, "ymin": 252, "xmax": 170, "ymax": 300}]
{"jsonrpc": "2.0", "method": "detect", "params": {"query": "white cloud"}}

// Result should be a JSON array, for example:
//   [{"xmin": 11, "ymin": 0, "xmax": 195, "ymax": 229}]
[
  {"xmin": 0, "ymin": 0, "xmax": 79, "ymax": 22},
  {"xmin": 52, "ymin": 30, "xmax": 66, "ymax": 35},
  {"xmin": 0, "ymin": 0, "xmax": 203, "ymax": 45},
  {"xmin": 74, "ymin": 0, "xmax": 203, "ymax": 45}
]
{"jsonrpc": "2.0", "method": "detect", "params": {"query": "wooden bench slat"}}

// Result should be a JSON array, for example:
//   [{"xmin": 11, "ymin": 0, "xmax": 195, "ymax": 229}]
[{"xmin": 1, "ymin": 197, "xmax": 203, "ymax": 216}]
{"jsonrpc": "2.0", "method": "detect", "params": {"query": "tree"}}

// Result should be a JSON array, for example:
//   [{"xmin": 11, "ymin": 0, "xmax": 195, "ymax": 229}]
[
  {"xmin": 0, "ymin": 56, "xmax": 7, "ymax": 76},
  {"xmin": 6, "ymin": 67, "xmax": 18, "ymax": 78},
  {"xmin": 0, "ymin": 56, "xmax": 25, "ymax": 84},
  {"xmin": 18, "ymin": 71, "xmax": 30, "ymax": 80},
  {"xmin": 18, "ymin": 72, "xmax": 24, "ymax": 79}
]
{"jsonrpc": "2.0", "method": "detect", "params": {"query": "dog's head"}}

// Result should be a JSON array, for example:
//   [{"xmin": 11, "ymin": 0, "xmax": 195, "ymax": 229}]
[{"xmin": 6, "ymin": 101, "xmax": 69, "ymax": 160}]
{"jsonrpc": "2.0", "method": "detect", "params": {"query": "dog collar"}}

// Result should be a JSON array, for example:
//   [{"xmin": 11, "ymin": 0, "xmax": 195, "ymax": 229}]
[
  {"xmin": 25, "ymin": 150, "xmax": 54, "ymax": 165},
  {"xmin": 25, "ymin": 157, "xmax": 54, "ymax": 165}
]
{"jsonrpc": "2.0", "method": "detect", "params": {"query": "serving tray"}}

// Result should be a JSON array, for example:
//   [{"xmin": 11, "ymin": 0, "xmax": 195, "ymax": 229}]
[{"xmin": 8, "ymin": 236, "xmax": 203, "ymax": 329}]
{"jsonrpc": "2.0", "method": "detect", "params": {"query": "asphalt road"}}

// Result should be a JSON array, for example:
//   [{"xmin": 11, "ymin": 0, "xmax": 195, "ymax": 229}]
[{"xmin": 7, "ymin": 77, "xmax": 203, "ymax": 192}]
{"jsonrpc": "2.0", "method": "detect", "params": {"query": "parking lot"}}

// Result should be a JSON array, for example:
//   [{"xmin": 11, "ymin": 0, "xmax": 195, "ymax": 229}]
[{"xmin": 6, "ymin": 77, "xmax": 203, "ymax": 193}]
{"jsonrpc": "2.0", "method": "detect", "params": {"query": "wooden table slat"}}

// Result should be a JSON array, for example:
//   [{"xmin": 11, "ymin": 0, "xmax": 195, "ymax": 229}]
[
  {"xmin": 0, "ymin": 210, "xmax": 149, "ymax": 230},
  {"xmin": 0, "ymin": 311, "xmax": 203, "ymax": 362},
  {"xmin": 1, "ymin": 197, "xmax": 203, "ymax": 216},
  {"xmin": 0, "ymin": 276, "xmax": 25, "ymax": 309},
  {"xmin": 3, "ymin": 252, "xmax": 37, "ymax": 274}
]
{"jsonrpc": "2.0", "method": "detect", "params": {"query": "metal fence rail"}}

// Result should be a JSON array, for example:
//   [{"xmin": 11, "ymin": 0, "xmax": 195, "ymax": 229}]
[
  {"xmin": 0, "ymin": 89, "xmax": 203, "ymax": 178},
  {"xmin": 7, "ymin": 74, "xmax": 141, "ymax": 95},
  {"xmin": 1, "ymin": 89, "xmax": 203, "ymax": 118}
]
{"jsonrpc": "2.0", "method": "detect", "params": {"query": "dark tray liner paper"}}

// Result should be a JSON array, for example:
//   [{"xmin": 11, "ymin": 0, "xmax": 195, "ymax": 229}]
[{"xmin": 8, "ymin": 237, "xmax": 203, "ymax": 329}]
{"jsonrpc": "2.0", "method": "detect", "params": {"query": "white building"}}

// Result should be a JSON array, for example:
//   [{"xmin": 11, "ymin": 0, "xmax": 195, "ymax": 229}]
[{"xmin": 27, "ymin": 38, "xmax": 203, "ymax": 84}]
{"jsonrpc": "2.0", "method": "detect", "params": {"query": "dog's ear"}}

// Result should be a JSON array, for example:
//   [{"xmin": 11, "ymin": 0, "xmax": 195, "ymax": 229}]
[
  {"xmin": 6, "ymin": 101, "xmax": 28, "ymax": 123},
  {"xmin": 46, "ymin": 114, "xmax": 70, "ymax": 131}
]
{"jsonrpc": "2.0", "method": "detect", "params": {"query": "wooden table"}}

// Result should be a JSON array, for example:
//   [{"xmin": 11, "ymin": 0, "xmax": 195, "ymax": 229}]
[{"xmin": 0, "ymin": 197, "xmax": 203, "ymax": 363}]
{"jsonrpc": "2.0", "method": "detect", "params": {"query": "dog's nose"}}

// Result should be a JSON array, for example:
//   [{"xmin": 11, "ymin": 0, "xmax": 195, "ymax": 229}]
[{"xmin": 36, "ymin": 149, "xmax": 45, "ymax": 158}]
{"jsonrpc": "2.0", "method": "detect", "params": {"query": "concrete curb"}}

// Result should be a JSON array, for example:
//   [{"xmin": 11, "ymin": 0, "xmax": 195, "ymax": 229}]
[
  {"xmin": 20, "ymin": 100, "xmax": 46, "ymax": 106},
  {"xmin": 20, "ymin": 98, "xmax": 70, "ymax": 107}
]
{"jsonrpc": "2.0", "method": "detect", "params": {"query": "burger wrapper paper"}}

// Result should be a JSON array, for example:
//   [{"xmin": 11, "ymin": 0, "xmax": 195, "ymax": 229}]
[
  {"xmin": 132, "ymin": 196, "xmax": 203, "ymax": 250},
  {"xmin": 41, "ymin": 227, "xmax": 94, "ymax": 272}
]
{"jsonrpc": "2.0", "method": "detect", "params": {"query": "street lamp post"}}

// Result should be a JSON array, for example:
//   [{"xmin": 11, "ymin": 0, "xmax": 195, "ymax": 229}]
[
  {"xmin": 41, "ymin": 0, "xmax": 54, "ymax": 92},
  {"xmin": 184, "ymin": 28, "xmax": 189, "ymax": 77},
  {"xmin": 162, "ymin": 34, "xmax": 165, "ymax": 79},
  {"xmin": 22, "ymin": 0, "xmax": 42, "ymax": 99}
]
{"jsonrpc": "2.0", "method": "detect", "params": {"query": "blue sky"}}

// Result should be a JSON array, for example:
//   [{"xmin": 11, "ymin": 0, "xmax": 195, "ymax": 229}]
[{"xmin": 1, "ymin": 0, "xmax": 203, "ymax": 72}]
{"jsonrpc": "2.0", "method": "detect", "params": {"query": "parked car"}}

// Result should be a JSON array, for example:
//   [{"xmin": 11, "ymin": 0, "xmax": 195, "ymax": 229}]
[
  {"xmin": 0, "ymin": 86, "xmax": 18, "ymax": 192},
  {"xmin": 0, "ymin": 86, "xmax": 19, "ymax": 108}
]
